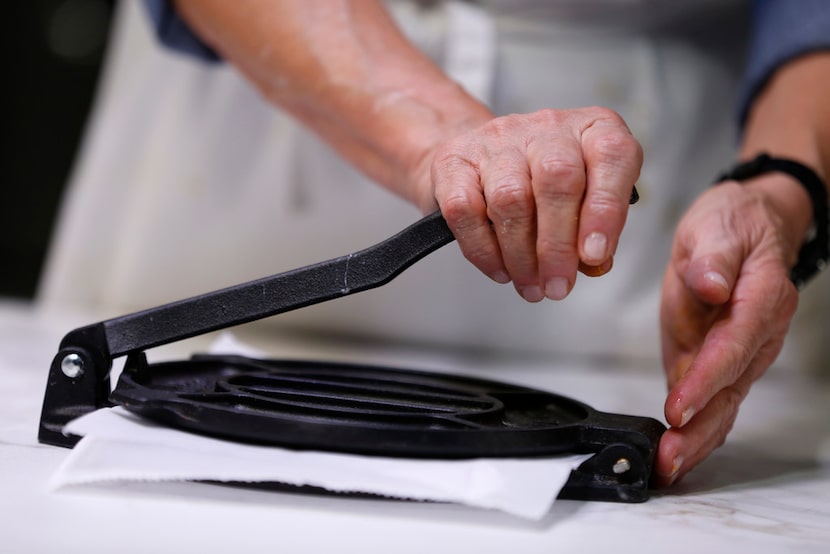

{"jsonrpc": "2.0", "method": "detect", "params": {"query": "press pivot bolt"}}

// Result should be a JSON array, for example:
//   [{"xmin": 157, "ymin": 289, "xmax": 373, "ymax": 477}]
[
  {"xmin": 61, "ymin": 353, "xmax": 85, "ymax": 379},
  {"xmin": 612, "ymin": 458, "xmax": 631, "ymax": 474}
]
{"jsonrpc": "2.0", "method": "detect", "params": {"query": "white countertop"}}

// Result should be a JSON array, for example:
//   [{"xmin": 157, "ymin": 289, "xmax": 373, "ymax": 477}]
[{"xmin": 1, "ymin": 300, "xmax": 828, "ymax": 553}]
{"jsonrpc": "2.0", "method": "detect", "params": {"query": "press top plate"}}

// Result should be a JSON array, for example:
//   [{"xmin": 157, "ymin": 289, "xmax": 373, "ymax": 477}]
[{"xmin": 112, "ymin": 354, "xmax": 601, "ymax": 458}]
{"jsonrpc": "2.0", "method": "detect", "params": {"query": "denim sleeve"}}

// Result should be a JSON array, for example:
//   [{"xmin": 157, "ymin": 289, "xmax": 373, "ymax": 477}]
[
  {"xmin": 143, "ymin": 0, "xmax": 220, "ymax": 62},
  {"xmin": 738, "ymin": 0, "xmax": 830, "ymax": 126}
]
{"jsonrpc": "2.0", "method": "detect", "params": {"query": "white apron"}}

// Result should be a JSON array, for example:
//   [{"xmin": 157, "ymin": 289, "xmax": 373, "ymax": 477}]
[{"xmin": 39, "ymin": 0, "xmax": 829, "ymax": 373}]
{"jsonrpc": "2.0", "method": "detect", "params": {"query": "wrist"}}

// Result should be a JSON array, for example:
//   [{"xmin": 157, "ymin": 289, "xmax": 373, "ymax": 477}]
[
  {"xmin": 716, "ymin": 154, "xmax": 830, "ymax": 288},
  {"xmin": 739, "ymin": 173, "xmax": 811, "ymax": 253},
  {"xmin": 370, "ymin": 82, "xmax": 493, "ymax": 208}
]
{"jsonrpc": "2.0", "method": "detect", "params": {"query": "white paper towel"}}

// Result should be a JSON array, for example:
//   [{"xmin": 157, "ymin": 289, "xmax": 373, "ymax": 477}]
[
  {"xmin": 48, "ymin": 333, "xmax": 591, "ymax": 520},
  {"xmin": 50, "ymin": 408, "xmax": 589, "ymax": 519}
]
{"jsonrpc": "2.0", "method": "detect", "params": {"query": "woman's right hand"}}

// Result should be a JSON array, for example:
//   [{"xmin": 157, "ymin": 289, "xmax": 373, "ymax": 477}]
[{"xmin": 418, "ymin": 107, "xmax": 642, "ymax": 302}]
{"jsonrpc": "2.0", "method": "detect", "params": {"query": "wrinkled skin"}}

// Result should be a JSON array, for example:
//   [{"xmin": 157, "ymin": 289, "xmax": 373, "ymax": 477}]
[
  {"xmin": 421, "ymin": 108, "xmax": 642, "ymax": 302},
  {"xmin": 655, "ymin": 181, "xmax": 800, "ymax": 486},
  {"xmin": 173, "ymin": 1, "xmax": 829, "ymax": 487}
]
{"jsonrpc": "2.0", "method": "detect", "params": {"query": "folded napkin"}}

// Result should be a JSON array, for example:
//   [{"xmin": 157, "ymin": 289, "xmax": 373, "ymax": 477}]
[{"xmin": 48, "ymin": 334, "xmax": 590, "ymax": 520}]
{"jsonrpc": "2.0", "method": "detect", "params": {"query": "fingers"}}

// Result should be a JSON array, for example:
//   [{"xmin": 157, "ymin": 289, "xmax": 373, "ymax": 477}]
[
  {"xmin": 433, "ymin": 107, "xmax": 641, "ymax": 302},
  {"xmin": 484, "ymin": 147, "xmax": 546, "ymax": 301},
  {"xmin": 660, "ymin": 184, "xmax": 790, "ymax": 391},
  {"xmin": 663, "ymin": 256, "xmax": 796, "ymax": 430},
  {"xmin": 578, "ymin": 116, "xmax": 643, "ymax": 267},
  {"xmin": 529, "ymin": 109, "xmax": 640, "ymax": 298},
  {"xmin": 435, "ymin": 152, "xmax": 511, "ymax": 284},
  {"xmin": 525, "ymin": 134, "xmax": 585, "ymax": 300},
  {"xmin": 655, "ymin": 339, "xmax": 784, "ymax": 487},
  {"xmin": 659, "ymin": 237, "xmax": 744, "ymax": 388},
  {"xmin": 656, "ymin": 185, "xmax": 800, "ymax": 485},
  {"xmin": 677, "ymin": 207, "xmax": 743, "ymax": 306},
  {"xmin": 664, "ymin": 296, "xmax": 792, "ymax": 433},
  {"xmin": 654, "ymin": 376, "xmax": 749, "ymax": 487}
]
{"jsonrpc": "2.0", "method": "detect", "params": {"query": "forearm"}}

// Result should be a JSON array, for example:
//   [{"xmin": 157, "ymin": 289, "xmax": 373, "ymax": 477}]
[
  {"xmin": 172, "ymin": 0, "xmax": 643, "ymax": 298},
  {"xmin": 173, "ymin": 0, "xmax": 492, "ymax": 208},
  {"xmin": 738, "ymin": 52, "xmax": 830, "ymax": 252}
]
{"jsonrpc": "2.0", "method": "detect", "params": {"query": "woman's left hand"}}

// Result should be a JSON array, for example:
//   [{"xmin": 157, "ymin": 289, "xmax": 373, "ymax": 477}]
[{"xmin": 655, "ymin": 177, "xmax": 804, "ymax": 486}]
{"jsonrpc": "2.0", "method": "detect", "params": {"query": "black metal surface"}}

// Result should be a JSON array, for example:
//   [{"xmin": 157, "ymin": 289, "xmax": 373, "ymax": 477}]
[
  {"xmin": 38, "ymin": 203, "xmax": 664, "ymax": 503},
  {"xmin": 39, "ymin": 212, "xmax": 454, "ymax": 447},
  {"xmin": 111, "ymin": 353, "xmax": 664, "ymax": 502},
  {"xmin": 104, "ymin": 210, "xmax": 455, "ymax": 356},
  {"xmin": 112, "ymin": 354, "xmax": 660, "ymax": 457}
]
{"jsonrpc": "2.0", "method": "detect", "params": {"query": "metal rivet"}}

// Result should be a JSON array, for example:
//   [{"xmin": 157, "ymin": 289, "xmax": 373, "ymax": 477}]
[
  {"xmin": 61, "ymin": 353, "xmax": 85, "ymax": 379},
  {"xmin": 612, "ymin": 458, "xmax": 631, "ymax": 474}
]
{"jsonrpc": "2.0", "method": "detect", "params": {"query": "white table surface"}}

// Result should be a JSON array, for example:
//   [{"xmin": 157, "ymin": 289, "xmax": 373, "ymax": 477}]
[{"xmin": 1, "ymin": 299, "xmax": 828, "ymax": 553}]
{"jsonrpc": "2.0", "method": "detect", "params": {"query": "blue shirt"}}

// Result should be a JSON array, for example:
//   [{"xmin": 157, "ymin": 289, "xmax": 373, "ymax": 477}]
[
  {"xmin": 144, "ymin": 0, "xmax": 219, "ymax": 62},
  {"xmin": 738, "ymin": 0, "xmax": 830, "ymax": 125}
]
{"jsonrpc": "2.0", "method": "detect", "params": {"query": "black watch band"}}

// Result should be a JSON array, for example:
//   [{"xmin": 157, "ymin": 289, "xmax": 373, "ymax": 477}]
[{"xmin": 715, "ymin": 153, "xmax": 829, "ymax": 289}]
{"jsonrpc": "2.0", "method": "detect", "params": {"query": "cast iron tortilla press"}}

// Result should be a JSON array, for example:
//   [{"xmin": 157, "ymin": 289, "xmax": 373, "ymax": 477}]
[{"xmin": 39, "ymin": 205, "xmax": 665, "ymax": 503}]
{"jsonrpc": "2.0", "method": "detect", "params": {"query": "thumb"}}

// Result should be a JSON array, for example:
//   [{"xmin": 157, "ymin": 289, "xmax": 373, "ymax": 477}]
[{"xmin": 682, "ymin": 239, "xmax": 743, "ymax": 306}]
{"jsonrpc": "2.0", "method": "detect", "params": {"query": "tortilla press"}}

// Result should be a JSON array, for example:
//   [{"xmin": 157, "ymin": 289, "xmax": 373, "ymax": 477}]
[{"xmin": 39, "ymin": 204, "xmax": 665, "ymax": 503}]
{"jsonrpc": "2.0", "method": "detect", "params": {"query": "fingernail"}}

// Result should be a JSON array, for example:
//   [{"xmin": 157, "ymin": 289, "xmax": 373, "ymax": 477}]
[
  {"xmin": 520, "ymin": 285, "xmax": 544, "ymax": 303},
  {"xmin": 670, "ymin": 455, "xmax": 684, "ymax": 481},
  {"xmin": 491, "ymin": 270, "xmax": 511, "ymax": 284},
  {"xmin": 583, "ymin": 232, "xmax": 607, "ymax": 262},
  {"xmin": 704, "ymin": 271, "xmax": 729, "ymax": 290},
  {"xmin": 680, "ymin": 407, "xmax": 696, "ymax": 427},
  {"xmin": 545, "ymin": 277, "xmax": 570, "ymax": 300}
]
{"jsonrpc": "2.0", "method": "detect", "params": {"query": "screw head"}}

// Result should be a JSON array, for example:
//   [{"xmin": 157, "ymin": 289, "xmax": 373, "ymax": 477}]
[
  {"xmin": 61, "ymin": 353, "xmax": 85, "ymax": 379},
  {"xmin": 612, "ymin": 458, "xmax": 631, "ymax": 474}
]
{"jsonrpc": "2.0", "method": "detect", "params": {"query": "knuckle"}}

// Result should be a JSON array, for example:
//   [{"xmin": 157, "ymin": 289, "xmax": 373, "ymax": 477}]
[
  {"xmin": 537, "ymin": 236, "xmax": 578, "ymax": 259},
  {"xmin": 531, "ymin": 155, "xmax": 587, "ymax": 206},
  {"xmin": 487, "ymin": 180, "xmax": 534, "ymax": 220},
  {"xmin": 441, "ymin": 192, "xmax": 477, "ymax": 229},
  {"xmin": 535, "ymin": 155, "xmax": 585, "ymax": 189},
  {"xmin": 585, "ymin": 187, "xmax": 624, "ymax": 214},
  {"xmin": 484, "ymin": 115, "xmax": 519, "ymax": 137},
  {"xmin": 591, "ymin": 130, "xmax": 640, "ymax": 161},
  {"xmin": 713, "ymin": 425, "xmax": 730, "ymax": 449},
  {"xmin": 727, "ymin": 338, "xmax": 756, "ymax": 381},
  {"xmin": 432, "ymin": 142, "xmax": 475, "ymax": 174},
  {"xmin": 721, "ymin": 385, "xmax": 745, "ymax": 417},
  {"xmin": 459, "ymin": 239, "xmax": 495, "ymax": 269}
]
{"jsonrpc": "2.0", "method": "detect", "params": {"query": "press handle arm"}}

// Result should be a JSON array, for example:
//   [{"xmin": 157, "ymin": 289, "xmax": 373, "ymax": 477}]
[
  {"xmin": 39, "ymin": 212, "xmax": 454, "ymax": 447},
  {"xmin": 101, "ymin": 211, "xmax": 454, "ymax": 356}
]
